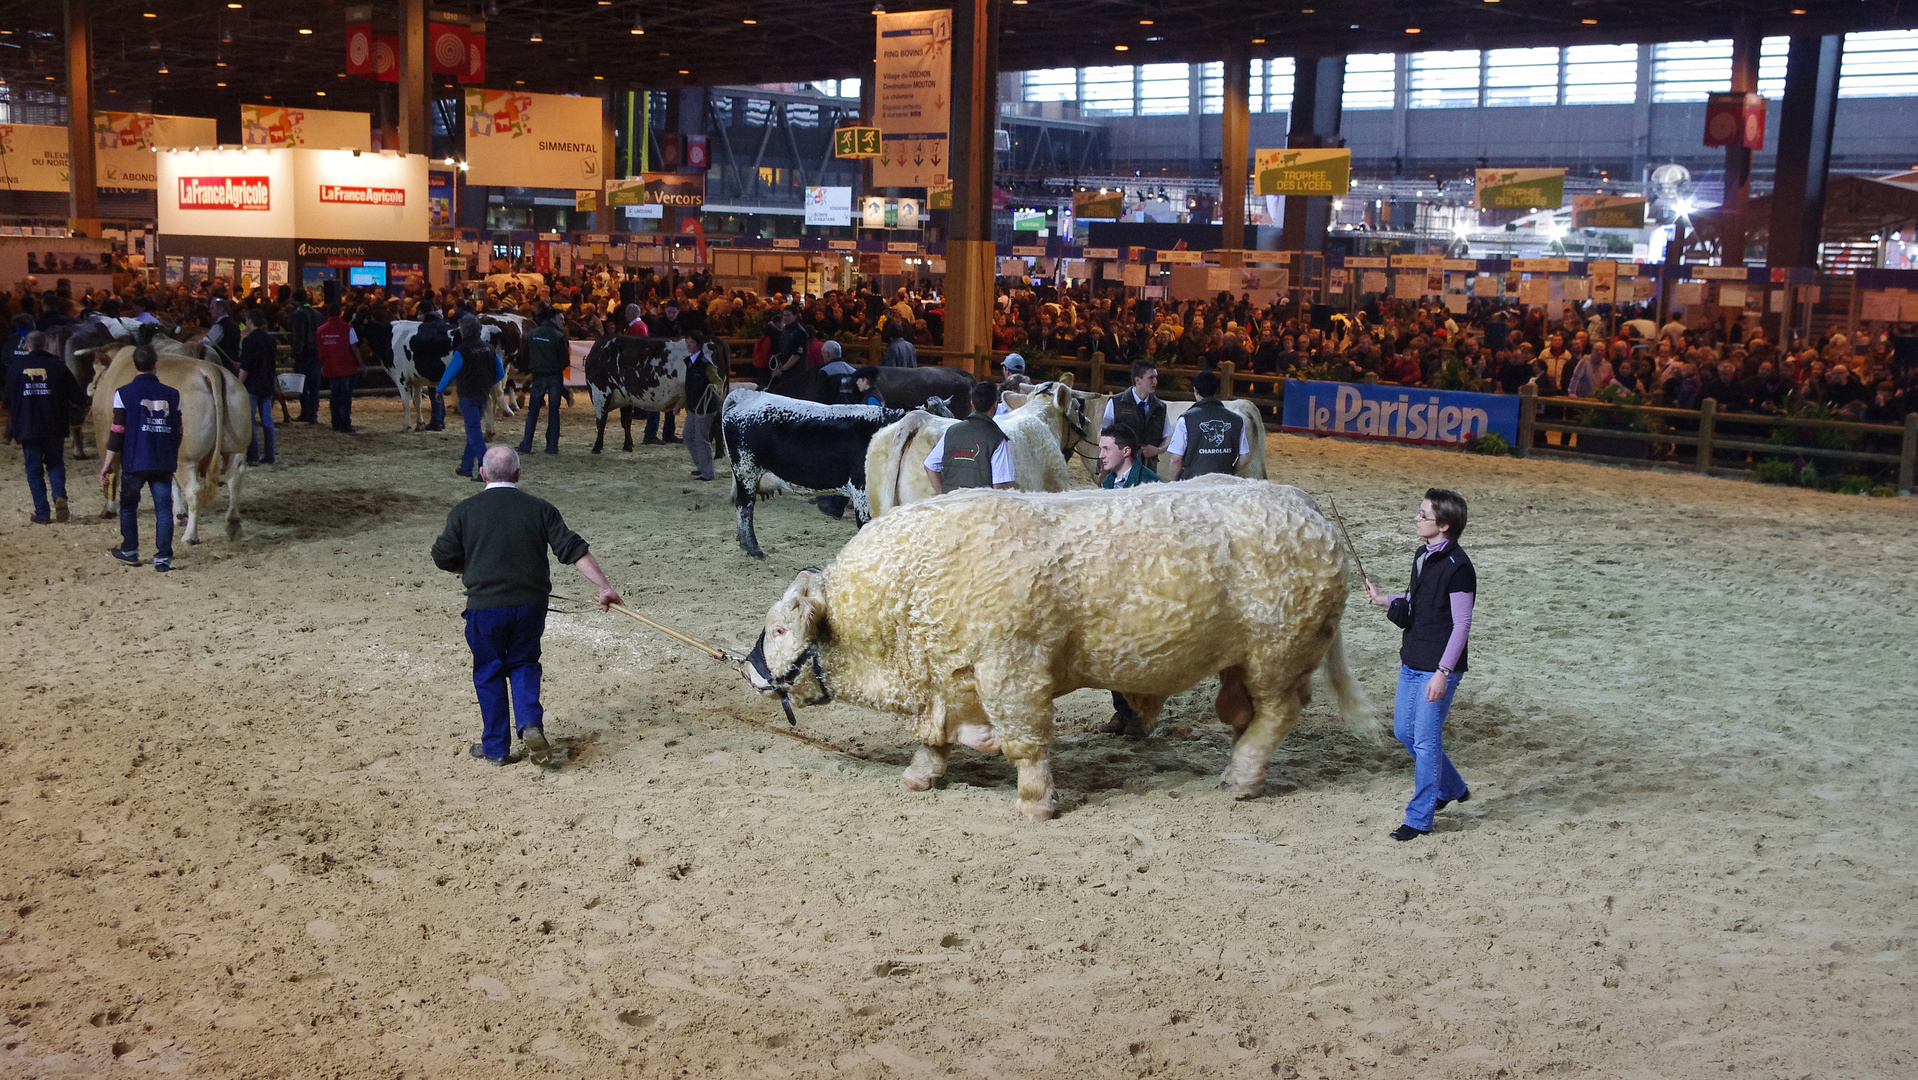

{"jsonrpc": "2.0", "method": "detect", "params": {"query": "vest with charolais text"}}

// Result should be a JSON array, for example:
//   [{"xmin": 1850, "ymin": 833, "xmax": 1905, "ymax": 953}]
[
  {"xmin": 940, "ymin": 415, "xmax": 1009, "ymax": 490},
  {"xmin": 1110, "ymin": 391, "xmax": 1166, "ymax": 455},
  {"xmin": 117, "ymin": 372, "xmax": 182, "ymax": 474},
  {"xmin": 1178, "ymin": 398, "xmax": 1244, "ymax": 478}
]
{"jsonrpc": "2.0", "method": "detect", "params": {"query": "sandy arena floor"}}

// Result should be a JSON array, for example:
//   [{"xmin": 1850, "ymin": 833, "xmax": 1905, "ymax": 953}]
[{"xmin": 0, "ymin": 397, "xmax": 1913, "ymax": 1079}]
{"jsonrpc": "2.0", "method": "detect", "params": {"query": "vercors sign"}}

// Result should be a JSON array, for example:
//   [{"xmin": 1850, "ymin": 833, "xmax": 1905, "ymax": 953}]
[
  {"xmin": 178, "ymin": 176, "xmax": 271, "ymax": 210},
  {"xmin": 319, "ymin": 184, "xmax": 406, "ymax": 206}
]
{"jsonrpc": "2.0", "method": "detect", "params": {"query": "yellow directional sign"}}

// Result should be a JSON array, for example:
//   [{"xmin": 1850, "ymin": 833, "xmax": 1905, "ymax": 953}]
[{"xmin": 834, "ymin": 126, "xmax": 883, "ymax": 159}]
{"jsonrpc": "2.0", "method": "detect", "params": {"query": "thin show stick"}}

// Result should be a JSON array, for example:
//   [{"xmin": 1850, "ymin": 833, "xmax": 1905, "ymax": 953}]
[
  {"xmin": 1325, "ymin": 497, "xmax": 1372, "ymax": 586},
  {"xmin": 607, "ymin": 602, "xmax": 737, "ymax": 663}
]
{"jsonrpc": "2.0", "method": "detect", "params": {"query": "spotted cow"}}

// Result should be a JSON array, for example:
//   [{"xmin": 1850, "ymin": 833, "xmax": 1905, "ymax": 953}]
[
  {"xmin": 720, "ymin": 389, "xmax": 907, "ymax": 558},
  {"xmin": 583, "ymin": 335, "xmax": 692, "ymax": 453}
]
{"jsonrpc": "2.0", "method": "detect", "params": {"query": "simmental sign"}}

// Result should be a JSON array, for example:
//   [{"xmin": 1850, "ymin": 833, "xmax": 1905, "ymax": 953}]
[
  {"xmin": 319, "ymin": 184, "xmax": 406, "ymax": 206},
  {"xmin": 178, "ymin": 176, "xmax": 271, "ymax": 210}
]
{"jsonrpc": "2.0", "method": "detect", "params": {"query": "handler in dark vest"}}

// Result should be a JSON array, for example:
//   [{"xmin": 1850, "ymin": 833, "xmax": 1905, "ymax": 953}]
[
  {"xmin": 518, "ymin": 306, "xmax": 569, "ymax": 455},
  {"xmin": 99, "ymin": 344, "xmax": 183, "ymax": 572},
  {"xmin": 6, "ymin": 329, "xmax": 87, "ymax": 523},
  {"xmin": 1162, "ymin": 370, "xmax": 1250, "ymax": 480},
  {"xmin": 203, "ymin": 299, "xmax": 244, "ymax": 375},
  {"xmin": 925, "ymin": 382, "xmax": 1015, "ymax": 493},
  {"xmin": 436, "ymin": 315, "xmax": 507, "ymax": 480},
  {"xmin": 1100, "ymin": 359, "xmax": 1167, "ymax": 479},
  {"xmin": 1364, "ymin": 488, "xmax": 1477, "ymax": 841}
]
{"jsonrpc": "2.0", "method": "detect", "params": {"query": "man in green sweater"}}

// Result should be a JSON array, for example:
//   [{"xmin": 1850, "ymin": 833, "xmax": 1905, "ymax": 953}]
[{"xmin": 431, "ymin": 445, "xmax": 623, "ymax": 766}]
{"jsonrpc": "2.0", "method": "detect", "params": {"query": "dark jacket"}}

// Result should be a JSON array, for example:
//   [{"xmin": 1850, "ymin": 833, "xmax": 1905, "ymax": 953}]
[
  {"xmin": 5, "ymin": 349, "xmax": 85, "ymax": 442},
  {"xmin": 108, "ymin": 371, "xmax": 183, "ymax": 475},
  {"xmin": 239, "ymin": 327, "xmax": 279, "ymax": 398},
  {"xmin": 430, "ymin": 485, "xmax": 590, "ymax": 611},
  {"xmin": 1388, "ymin": 542, "xmax": 1475, "ymax": 674},
  {"xmin": 287, "ymin": 303, "xmax": 322, "ymax": 362},
  {"xmin": 1109, "ymin": 390, "xmax": 1167, "ymax": 457},
  {"xmin": 525, "ymin": 322, "xmax": 569, "ymax": 379}
]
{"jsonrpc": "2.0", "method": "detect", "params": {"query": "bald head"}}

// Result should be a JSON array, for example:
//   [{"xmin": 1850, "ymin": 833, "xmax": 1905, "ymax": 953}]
[{"xmin": 479, "ymin": 445, "xmax": 521, "ymax": 483}]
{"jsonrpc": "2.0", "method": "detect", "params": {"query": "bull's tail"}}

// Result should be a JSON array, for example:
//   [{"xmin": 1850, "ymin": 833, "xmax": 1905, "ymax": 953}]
[
  {"xmin": 1319, "ymin": 622, "xmax": 1379, "ymax": 743},
  {"xmin": 869, "ymin": 410, "xmax": 932, "ymax": 518}
]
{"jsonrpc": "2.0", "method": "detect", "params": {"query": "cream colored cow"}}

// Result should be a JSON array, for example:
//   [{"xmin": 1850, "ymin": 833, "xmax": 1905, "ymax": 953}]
[
  {"xmin": 90, "ymin": 345, "xmax": 249, "ymax": 543},
  {"xmin": 1160, "ymin": 398, "xmax": 1269, "ymax": 479},
  {"xmin": 865, "ymin": 383, "xmax": 1077, "ymax": 517},
  {"xmin": 748, "ymin": 476, "xmax": 1372, "ymax": 821}
]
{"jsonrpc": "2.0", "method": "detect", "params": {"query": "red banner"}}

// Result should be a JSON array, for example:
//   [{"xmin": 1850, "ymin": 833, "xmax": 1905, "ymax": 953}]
[
  {"xmin": 374, "ymin": 33, "xmax": 399, "ymax": 83},
  {"xmin": 462, "ymin": 26, "xmax": 486, "ymax": 84},
  {"xmin": 345, "ymin": 23, "xmax": 374, "ymax": 76},
  {"xmin": 428, "ymin": 22, "xmax": 468, "ymax": 76},
  {"xmin": 178, "ymin": 176, "xmax": 272, "ymax": 211}
]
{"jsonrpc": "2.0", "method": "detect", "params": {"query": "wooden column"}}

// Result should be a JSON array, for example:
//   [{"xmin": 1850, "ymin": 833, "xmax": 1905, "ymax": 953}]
[
  {"xmin": 944, "ymin": 0, "xmax": 1000, "ymax": 373},
  {"xmin": 1720, "ymin": 15, "xmax": 1761, "ymax": 267},
  {"xmin": 64, "ymin": 0, "xmax": 98, "ymax": 233},
  {"xmin": 396, "ymin": 0, "xmax": 429, "ymax": 156},
  {"xmin": 1280, "ymin": 55, "xmax": 1344, "ymax": 254},
  {"xmin": 1219, "ymin": 44, "xmax": 1249, "ymax": 267}
]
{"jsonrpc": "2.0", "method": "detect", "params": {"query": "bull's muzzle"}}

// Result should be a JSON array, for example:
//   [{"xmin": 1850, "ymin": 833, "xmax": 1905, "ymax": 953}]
[{"xmin": 742, "ymin": 630, "xmax": 830, "ymax": 726}]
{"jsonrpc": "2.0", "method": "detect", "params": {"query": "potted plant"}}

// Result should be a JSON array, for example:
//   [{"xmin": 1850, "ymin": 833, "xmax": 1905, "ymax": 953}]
[{"xmin": 1572, "ymin": 383, "xmax": 1658, "ymax": 459}]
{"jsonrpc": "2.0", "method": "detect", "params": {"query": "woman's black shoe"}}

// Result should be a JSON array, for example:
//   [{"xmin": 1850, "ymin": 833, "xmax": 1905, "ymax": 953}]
[{"xmin": 1389, "ymin": 824, "xmax": 1430, "ymax": 842}]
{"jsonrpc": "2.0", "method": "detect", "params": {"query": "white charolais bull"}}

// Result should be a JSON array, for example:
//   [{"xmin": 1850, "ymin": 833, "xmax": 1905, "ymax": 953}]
[
  {"xmin": 865, "ymin": 382, "xmax": 1079, "ymax": 517},
  {"xmin": 748, "ymin": 476, "xmax": 1372, "ymax": 821},
  {"xmin": 91, "ymin": 345, "xmax": 250, "ymax": 543}
]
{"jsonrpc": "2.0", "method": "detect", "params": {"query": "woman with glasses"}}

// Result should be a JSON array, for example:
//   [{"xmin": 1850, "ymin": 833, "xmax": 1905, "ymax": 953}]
[{"xmin": 1362, "ymin": 488, "xmax": 1476, "ymax": 841}]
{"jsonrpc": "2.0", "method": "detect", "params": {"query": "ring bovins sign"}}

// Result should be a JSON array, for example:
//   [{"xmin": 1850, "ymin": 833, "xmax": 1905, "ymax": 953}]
[{"xmin": 177, "ymin": 176, "xmax": 272, "ymax": 211}]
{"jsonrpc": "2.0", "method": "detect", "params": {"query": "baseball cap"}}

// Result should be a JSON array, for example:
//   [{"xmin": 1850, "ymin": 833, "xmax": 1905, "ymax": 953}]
[{"xmin": 1002, "ymin": 352, "xmax": 1027, "ymax": 373}]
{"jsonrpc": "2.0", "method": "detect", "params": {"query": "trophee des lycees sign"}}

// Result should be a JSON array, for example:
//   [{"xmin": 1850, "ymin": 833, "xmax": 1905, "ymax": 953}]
[{"xmin": 1281, "ymin": 380, "xmax": 1520, "ymax": 447}]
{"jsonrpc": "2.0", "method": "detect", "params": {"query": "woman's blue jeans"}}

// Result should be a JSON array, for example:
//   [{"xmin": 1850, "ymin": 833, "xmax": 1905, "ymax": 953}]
[{"xmin": 1393, "ymin": 664, "xmax": 1467, "ymax": 832}]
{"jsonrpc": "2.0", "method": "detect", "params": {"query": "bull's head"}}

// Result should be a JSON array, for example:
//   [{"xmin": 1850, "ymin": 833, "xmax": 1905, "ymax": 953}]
[{"xmin": 745, "ymin": 569, "xmax": 832, "ymax": 721}]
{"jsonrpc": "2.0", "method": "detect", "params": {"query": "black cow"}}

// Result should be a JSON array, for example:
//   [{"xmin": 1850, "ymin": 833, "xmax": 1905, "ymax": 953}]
[
  {"xmin": 721, "ymin": 388, "xmax": 905, "ymax": 558},
  {"xmin": 767, "ymin": 362, "xmax": 977, "ymax": 416},
  {"xmin": 584, "ymin": 334, "xmax": 691, "ymax": 453}
]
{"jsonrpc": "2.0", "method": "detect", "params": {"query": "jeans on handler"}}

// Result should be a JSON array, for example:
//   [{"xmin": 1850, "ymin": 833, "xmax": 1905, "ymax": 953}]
[
  {"xmin": 457, "ymin": 396, "xmax": 487, "ymax": 475},
  {"xmin": 464, "ymin": 604, "xmax": 546, "ymax": 760},
  {"xmin": 519, "ymin": 375, "xmax": 564, "ymax": 453},
  {"xmin": 644, "ymin": 407, "xmax": 677, "ymax": 442},
  {"xmin": 21, "ymin": 438, "xmax": 67, "ymax": 520},
  {"xmin": 248, "ymin": 392, "xmax": 276, "ymax": 463},
  {"xmin": 327, "ymin": 375, "xmax": 356, "ymax": 430},
  {"xmin": 1393, "ymin": 663, "xmax": 1467, "ymax": 832},
  {"xmin": 118, "ymin": 468, "xmax": 175, "ymax": 562}
]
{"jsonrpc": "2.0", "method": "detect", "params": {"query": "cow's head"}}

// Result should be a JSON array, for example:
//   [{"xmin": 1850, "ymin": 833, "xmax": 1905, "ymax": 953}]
[{"xmin": 745, "ymin": 569, "xmax": 832, "ymax": 719}]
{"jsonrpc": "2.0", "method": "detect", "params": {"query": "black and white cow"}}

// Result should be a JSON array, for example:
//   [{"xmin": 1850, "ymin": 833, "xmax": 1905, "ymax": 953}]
[
  {"xmin": 583, "ymin": 335, "xmax": 692, "ymax": 453},
  {"xmin": 721, "ymin": 388, "xmax": 905, "ymax": 558},
  {"xmin": 387, "ymin": 319, "xmax": 516, "ymax": 433},
  {"xmin": 768, "ymin": 362, "xmax": 978, "ymax": 416}
]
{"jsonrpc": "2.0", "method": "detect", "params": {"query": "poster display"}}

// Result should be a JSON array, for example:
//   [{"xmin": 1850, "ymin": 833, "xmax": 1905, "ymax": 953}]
[
  {"xmin": 1282, "ymin": 380, "xmax": 1520, "ymax": 447},
  {"xmin": 94, "ymin": 112, "xmax": 218, "ymax": 189},
  {"xmin": 872, "ymin": 9, "xmax": 952, "ymax": 188},
  {"xmin": 1517, "ymin": 278, "xmax": 1550, "ymax": 306},
  {"xmin": 606, "ymin": 174, "xmax": 702, "ymax": 210},
  {"xmin": 1571, "ymin": 194, "xmax": 1647, "ymax": 229},
  {"xmin": 1474, "ymin": 168, "xmax": 1566, "ymax": 210},
  {"xmin": 804, "ymin": 185, "xmax": 853, "ymax": 227},
  {"xmin": 241, "ymin": 105, "xmax": 372, "ymax": 151},
  {"xmin": 463, "ymin": 89, "xmax": 602, "ymax": 189},
  {"xmin": 895, "ymin": 198, "xmax": 921, "ymax": 230},
  {"xmin": 861, "ymin": 196, "xmax": 889, "ymax": 229},
  {"xmin": 1073, "ymin": 189, "xmax": 1124, "ymax": 219},
  {"xmin": 164, "ymin": 255, "xmax": 184, "ymax": 284},
  {"xmin": 1361, "ymin": 270, "xmax": 1387, "ymax": 294},
  {"xmin": 239, "ymin": 258, "xmax": 261, "ymax": 286},
  {"xmin": 1590, "ymin": 260, "xmax": 1618, "ymax": 303},
  {"xmin": 267, "ymin": 260, "xmax": 289, "ymax": 287},
  {"xmin": 1254, "ymin": 148, "xmax": 1351, "ymax": 196},
  {"xmin": 0, "ymin": 124, "xmax": 70, "ymax": 192},
  {"xmin": 214, "ymin": 256, "xmax": 237, "ymax": 282}
]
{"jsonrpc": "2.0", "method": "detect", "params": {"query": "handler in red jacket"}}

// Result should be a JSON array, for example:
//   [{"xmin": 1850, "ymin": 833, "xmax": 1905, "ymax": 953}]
[{"xmin": 316, "ymin": 305, "xmax": 361, "ymax": 434}]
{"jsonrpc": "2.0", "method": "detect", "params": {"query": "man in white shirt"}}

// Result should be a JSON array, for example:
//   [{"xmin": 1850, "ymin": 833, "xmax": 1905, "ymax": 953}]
[{"xmin": 926, "ymin": 383, "xmax": 1015, "ymax": 493}]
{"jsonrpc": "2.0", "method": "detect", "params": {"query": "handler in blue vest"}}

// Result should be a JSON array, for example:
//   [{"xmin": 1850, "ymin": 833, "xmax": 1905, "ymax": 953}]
[
  {"xmin": 431, "ymin": 445, "xmax": 624, "ymax": 766},
  {"xmin": 5, "ymin": 329, "xmax": 86, "ymax": 524},
  {"xmin": 99, "ymin": 344, "xmax": 183, "ymax": 572},
  {"xmin": 1364, "ymin": 488, "xmax": 1477, "ymax": 841},
  {"xmin": 925, "ymin": 383, "xmax": 1016, "ymax": 493},
  {"xmin": 436, "ymin": 315, "xmax": 507, "ymax": 480}
]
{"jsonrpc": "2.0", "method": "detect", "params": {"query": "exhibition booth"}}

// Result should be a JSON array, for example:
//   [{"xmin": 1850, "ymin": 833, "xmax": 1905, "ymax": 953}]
[{"xmin": 156, "ymin": 146, "xmax": 429, "ymax": 297}]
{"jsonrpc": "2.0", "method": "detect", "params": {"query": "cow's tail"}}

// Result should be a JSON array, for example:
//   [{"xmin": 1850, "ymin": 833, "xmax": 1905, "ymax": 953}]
[
  {"xmin": 1318, "ymin": 621, "xmax": 1379, "ymax": 743},
  {"xmin": 870, "ymin": 410, "xmax": 931, "ymax": 518}
]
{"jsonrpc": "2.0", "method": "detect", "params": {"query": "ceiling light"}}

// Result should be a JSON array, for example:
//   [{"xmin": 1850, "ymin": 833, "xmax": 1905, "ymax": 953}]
[
  {"xmin": 458, "ymin": 161, "xmax": 469, "ymax": 172},
  {"xmin": 1114, "ymin": 44, "xmax": 1129, "ymax": 51},
  {"xmin": 1789, "ymin": 7, "xmax": 1806, "ymax": 12},
  {"xmin": 742, "ymin": 18, "xmax": 757, "ymax": 24},
  {"xmin": 1139, "ymin": 18, "xmax": 1154, "ymax": 24},
  {"xmin": 1581, "ymin": 18, "xmax": 1597, "ymax": 24},
  {"xmin": 1301, "ymin": 7, "xmax": 1315, "ymax": 11},
  {"xmin": 315, "ymin": 90, "xmax": 325, "ymax": 96},
  {"xmin": 143, "ymin": 11, "xmax": 157, "ymax": 16},
  {"xmin": 216, "ymin": 59, "xmax": 225, "ymax": 67},
  {"xmin": 631, "ymin": 17, "xmax": 645, "ymax": 34},
  {"xmin": 678, "ymin": 68, "xmax": 689, "ymax": 74},
  {"xmin": 298, "ymin": 27, "xmax": 313, "ymax": 35},
  {"xmin": 216, "ymin": 81, "xmax": 227, "ymax": 87},
  {"xmin": 158, "ymin": 60, "xmax": 169, "ymax": 73},
  {"xmin": 514, "ymin": 79, "xmax": 525, "ymax": 84},
  {"xmin": 227, "ymin": 2, "xmax": 243, "ymax": 7},
  {"xmin": 1405, "ymin": 27, "xmax": 1420, "ymax": 33},
  {"xmin": 1252, "ymin": 37, "xmax": 1266, "ymax": 43},
  {"xmin": 594, "ymin": 74, "xmax": 604, "ymax": 79}
]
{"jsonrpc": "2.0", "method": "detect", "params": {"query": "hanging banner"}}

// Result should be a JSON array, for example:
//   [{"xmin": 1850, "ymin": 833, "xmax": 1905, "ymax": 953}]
[
  {"xmin": 345, "ymin": 20, "xmax": 375, "ymax": 76},
  {"xmin": 1282, "ymin": 380, "xmax": 1520, "ymax": 448},
  {"xmin": 1073, "ymin": 188, "xmax": 1125, "ymax": 219},
  {"xmin": 1590, "ymin": 260, "xmax": 1619, "ymax": 304},
  {"xmin": 1571, "ymin": 194, "xmax": 1647, "ymax": 229},
  {"xmin": 0, "ymin": 124, "xmax": 71, "ymax": 192},
  {"xmin": 463, "ymin": 89, "xmax": 602, "ymax": 189},
  {"xmin": 374, "ymin": 33, "xmax": 400, "ymax": 82},
  {"xmin": 1254, "ymin": 148, "xmax": 1351, "ymax": 196},
  {"xmin": 94, "ymin": 112, "xmax": 218, "ymax": 190},
  {"xmin": 861, "ymin": 196, "xmax": 889, "ymax": 229},
  {"xmin": 1474, "ymin": 168, "xmax": 1566, "ymax": 210},
  {"xmin": 804, "ymin": 185, "xmax": 853, "ymax": 227},
  {"xmin": 428, "ymin": 19, "xmax": 470, "ymax": 76},
  {"xmin": 872, "ymin": 8, "xmax": 952, "ymax": 188},
  {"xmin": 462, "ymin": 21, "xmax": 487, "ymax": 84},
  {"xmin": 575, "ymin": 189, "xmax": 599, "ymax": 213},
  {"xmin": 241, "ymin": 105, "xmax": 372, "ymax": 151}
]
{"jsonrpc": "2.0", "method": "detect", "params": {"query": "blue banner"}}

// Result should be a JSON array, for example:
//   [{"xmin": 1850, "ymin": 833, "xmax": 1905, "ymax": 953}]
[{"xmin": 1281, "ymin": 380, "xmax": 1520, "ymax": 447}]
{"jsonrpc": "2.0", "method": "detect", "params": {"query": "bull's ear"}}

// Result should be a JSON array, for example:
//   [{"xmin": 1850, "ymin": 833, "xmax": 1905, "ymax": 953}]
[
  {"xmin": 1003, "ymin": 392, "xmax": 1028, "ymax": 410},
  {"xmin": 788, "ymin": 570, "xmax": 828, "ymax": 632},
  {"xmin": 1049, "ymin": 383, "xmax": 1072, "ymax": 411},
  {"xmin": 1058, "ymin": 371, "xmax": 1075, "ymax": 388}
]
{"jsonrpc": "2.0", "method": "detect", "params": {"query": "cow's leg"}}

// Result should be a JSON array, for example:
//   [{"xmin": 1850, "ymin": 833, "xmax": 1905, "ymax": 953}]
[
  {"xmin": 1218, "ymin": 664, "xmax": 1314, "ymax": 799},
  {"xmin": 979, "ymin": 671, "xmax": 1056, "ymax": 821},
  {"xmin": 902, "ymin": 700, "xmax": 953, "ymax": 791},
  {"xmin": 176, "ymin": 469, "xmax": 201, "ymax": 545},
  {"xmin": 620, "ymin": 407, "xmax": 635, "ymax": 452},
  {"xmin": 1115, "ymin": 693, "xmax": 1169, "ymax": 739},
  {"xmin": 98, "ymin": 467, "xmax": 117, "ymax": 519},
  {"xmin": 223, "ymin": 454, "xmax": 244, "ymax": 541},
  {"xmin": 848, "ymin": 485, "xmax": 871, "ymax": 528},
  {"xmin": 733, "ymin": 471, "xmax": 764, "ymax": 558},
  {"xmin": 591, "ymin": 404, "xmax": 608, "ymax": 454}
]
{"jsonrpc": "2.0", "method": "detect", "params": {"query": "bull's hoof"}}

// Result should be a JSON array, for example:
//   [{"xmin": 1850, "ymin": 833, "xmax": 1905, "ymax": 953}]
[
  {"xmin": 226, "ymin": 520, "xmax": 242, "ymax": 541},
  {"xmin": 899, "ymin": 770, "xmax": 936, "ymax": 792},
  {"xmin": 1218, "ymin": 777, "xmax": 1266, "ymax": 801},
  {"xmin": 591, "ymin": 446, "xmax": 602, "ymax": 455},
  {"xmin": 1018, "ymin": 798, "xmax": 1056, "ymax": 823}
]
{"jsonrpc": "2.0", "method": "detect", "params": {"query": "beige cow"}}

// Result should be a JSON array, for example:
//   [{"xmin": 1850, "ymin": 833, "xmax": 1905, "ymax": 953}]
[
  {"xmin": 864, "ymin": 382, "xmax": 1079, "ymax": 517},
  {"xmin": 91, "ymin": 345, "xmax": 249, "ymax": 544},
  {"xmin": 1162, "ymin": 398, "xmax": 1269, "ymax": 480},
  {"xmin": 748, "ymin": 476, "xmax": 1372, "ymax": 821}
]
